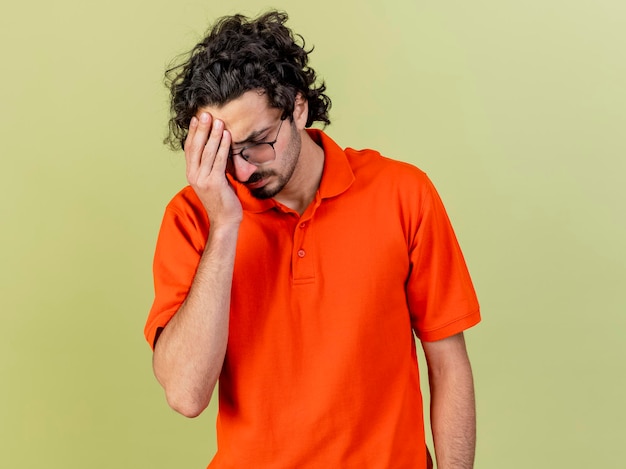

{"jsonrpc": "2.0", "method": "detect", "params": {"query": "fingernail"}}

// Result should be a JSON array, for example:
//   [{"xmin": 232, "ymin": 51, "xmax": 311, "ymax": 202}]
[
  {"xmin": 190, "ymin": 116, "xmax": 198, "ymax": 126},
  {"xmin": 200, "ymin": 113, "xmax": 209, "ymax": 123}
]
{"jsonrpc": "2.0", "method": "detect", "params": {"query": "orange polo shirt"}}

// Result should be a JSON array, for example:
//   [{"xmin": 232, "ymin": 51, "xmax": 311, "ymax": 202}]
[{"xmin": 145, "ymin": 129, "xmax": 480, "ymax": 469}]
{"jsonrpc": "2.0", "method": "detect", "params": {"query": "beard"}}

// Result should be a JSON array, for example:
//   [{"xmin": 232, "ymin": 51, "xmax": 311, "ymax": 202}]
[
  {"xmin": 246, "ymin": 170, "xmax": 282, "ymax": 199},
  {"xmin": 246, "ymin": 122, "xmax": 302, "ymax": 200}
]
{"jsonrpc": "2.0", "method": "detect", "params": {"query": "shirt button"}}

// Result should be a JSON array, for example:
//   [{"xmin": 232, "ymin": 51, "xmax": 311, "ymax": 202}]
[
  {"xmin": 297, "ymin": 249, "xmax": 306, "ymax": 258},
  {"xmin": 299, "ymin": 222, "xmax": 306, "ymax": 229}
]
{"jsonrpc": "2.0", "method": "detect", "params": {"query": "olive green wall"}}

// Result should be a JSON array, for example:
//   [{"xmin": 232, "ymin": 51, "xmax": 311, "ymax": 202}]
[{"xmin": 2, "ymin": 1, "xmax": 624, "ymax": 467}]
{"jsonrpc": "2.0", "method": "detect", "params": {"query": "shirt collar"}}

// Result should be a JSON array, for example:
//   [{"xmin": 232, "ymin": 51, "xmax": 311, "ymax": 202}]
[{"xmin": 232, "ymin": 128, "xmax": 355, "ymax": 213}]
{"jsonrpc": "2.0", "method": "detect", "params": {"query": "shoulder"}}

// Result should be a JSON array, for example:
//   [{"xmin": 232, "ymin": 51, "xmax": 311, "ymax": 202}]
[
  {"xmin": 160, "ymin": 186, "xmax": 209, "ymax": 238},
  {"xmin": 343, "ymin": 146, "xmax": 432, "ymax": 194},
  {"xmin": 165, "ymin": 186, "xmax": 205, "ymax": 217},
  {"xmin": 166, "ymin": 185, "xmax": 201, "ymax": 210}
]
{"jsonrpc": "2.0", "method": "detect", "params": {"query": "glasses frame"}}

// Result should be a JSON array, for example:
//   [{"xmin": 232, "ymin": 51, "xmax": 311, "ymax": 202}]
[{"xmin": 230, "ymin": 119, "xmax": 285, "ymax": 166}]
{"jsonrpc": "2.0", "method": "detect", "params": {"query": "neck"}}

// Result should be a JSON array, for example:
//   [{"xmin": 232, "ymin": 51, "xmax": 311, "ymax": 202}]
[{"xmin": 273, "ymin": 130, "xmax": 325, "ymax": 215}]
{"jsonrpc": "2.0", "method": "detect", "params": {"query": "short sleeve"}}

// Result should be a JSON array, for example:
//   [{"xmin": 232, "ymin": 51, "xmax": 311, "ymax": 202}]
[
  {"xmin": 144, "ymin": 187, "xmax": 209, "ymax": 349},
  {"xmin": 406, "ymin": 175, "xmax": 480, "ymax": 341}
]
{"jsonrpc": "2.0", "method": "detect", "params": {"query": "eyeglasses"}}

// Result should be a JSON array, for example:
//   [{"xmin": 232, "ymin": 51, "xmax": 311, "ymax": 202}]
[{"xmin": 230, "ymin": 119, "xmax": 285, "ymax": 166}]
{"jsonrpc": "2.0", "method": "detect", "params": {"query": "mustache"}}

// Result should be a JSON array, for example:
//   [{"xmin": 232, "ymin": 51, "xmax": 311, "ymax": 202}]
[{"xmin": 245, "ymin": 171, "xmax": 275, "ymax": 184}]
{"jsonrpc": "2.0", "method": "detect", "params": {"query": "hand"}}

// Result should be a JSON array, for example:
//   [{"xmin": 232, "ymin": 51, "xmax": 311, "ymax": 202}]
[{"xmin": 185, "ymin": 113, "xmax": 243, "ymax": 228}]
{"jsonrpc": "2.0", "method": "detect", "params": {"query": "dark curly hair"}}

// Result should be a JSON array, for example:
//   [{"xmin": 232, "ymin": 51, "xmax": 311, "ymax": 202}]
[{"xmin": 164, "ymin": 10, "xmax": 331, "ymax": 150}]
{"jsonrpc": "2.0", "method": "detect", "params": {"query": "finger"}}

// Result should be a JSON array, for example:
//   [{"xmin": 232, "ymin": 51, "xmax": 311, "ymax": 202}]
[
  {"xmin": 184, "ymin": 116, "xmax": 198, "ymax": 163},
  {"xmin": 211, "ymin": 129, "xmax": 232, "ymax": 176},
  {"xmin": 186, "ymin": 113, "xmax": 212, "ymax": 170},
  {"xmin": 197, "ymin": 118, "xmax": 225, "ymax": 177}
]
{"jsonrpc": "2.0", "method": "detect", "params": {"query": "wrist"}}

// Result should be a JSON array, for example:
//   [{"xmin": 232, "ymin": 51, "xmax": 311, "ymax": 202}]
[{"xmin": 209, "ymin": 221, "xmax": 241, "ymax": 239}]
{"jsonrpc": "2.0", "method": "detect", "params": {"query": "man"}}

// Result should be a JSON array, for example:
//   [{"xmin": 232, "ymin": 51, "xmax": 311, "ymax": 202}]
[{"xmin": 145, "ymin": 10, "xmax": 480, "ymax": 469}]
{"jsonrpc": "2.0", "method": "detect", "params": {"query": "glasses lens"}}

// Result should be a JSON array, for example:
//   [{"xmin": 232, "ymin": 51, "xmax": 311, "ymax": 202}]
[{"xmin": 243, "ymin": 143, "xmax": 275, "ymax": 165}]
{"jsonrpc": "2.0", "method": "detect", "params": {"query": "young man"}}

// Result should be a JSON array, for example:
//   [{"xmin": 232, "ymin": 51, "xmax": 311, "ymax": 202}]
[{"xmin": 145, "ymin": 10, "xmax": 480, "ymax": 469}]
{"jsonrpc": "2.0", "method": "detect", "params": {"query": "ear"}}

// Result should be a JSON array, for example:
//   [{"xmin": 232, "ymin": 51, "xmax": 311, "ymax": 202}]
[{"xmin": 293, "ymin": 92, "xmax": 309, "ymax": 130}]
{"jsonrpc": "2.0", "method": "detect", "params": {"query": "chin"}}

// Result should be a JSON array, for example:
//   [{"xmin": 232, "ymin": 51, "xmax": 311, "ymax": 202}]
[{"xmin": 249, "ymin": 184, "xmax": 282, "ymax": 200}]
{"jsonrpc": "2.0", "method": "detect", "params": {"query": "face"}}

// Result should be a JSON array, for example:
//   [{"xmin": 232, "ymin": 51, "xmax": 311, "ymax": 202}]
[
  {"xmin": 197, "ymin": 90, "xmax": 305, "ymax": 200},
  {"xmin": 241, "ymin": 118, "xmax": 301, "ymax": 199}
]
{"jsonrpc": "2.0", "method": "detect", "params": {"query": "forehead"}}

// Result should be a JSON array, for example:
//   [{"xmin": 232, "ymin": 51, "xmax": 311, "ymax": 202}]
[{"xmin": 196, "ymin": 90, "xmax": 279, "ymax": 141}]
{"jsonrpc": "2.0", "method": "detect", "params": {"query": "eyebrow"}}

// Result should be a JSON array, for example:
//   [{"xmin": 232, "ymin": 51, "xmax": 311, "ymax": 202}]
[{"xmin": 232, "ymin": 125, "xmax": 272, "ymax": 146}]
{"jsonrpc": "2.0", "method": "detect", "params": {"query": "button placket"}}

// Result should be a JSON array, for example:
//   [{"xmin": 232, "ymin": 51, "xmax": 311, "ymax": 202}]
[{"xmin": 292, "ymin": 217, "xmax": 315, "ymax": 283}]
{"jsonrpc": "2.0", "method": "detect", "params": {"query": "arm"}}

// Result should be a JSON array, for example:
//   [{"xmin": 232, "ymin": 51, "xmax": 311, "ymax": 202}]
[
  {"xmin": 421, "ymin": 332, "xmax": 476, "ymax": 469},
  {"xmin": 152, "ymin": 114, "xmax": 242, "ymax": 418}
]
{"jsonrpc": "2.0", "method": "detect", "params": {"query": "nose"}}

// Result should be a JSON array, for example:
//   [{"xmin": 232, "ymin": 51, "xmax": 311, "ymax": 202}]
[{"xmin": 232, "ymin": 155, "xmax": 258, "ymax": 182}]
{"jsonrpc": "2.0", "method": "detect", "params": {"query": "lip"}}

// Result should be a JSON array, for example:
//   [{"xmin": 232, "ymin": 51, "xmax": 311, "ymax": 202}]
[{"xmin": 245, "ymin": 177, "xmax": 269, "ymax": 189}]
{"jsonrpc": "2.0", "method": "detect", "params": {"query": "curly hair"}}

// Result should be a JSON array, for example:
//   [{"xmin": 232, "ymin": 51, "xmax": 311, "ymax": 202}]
[{"xmin": 164, "ymin": 10, "xmax": 331, "ymax": 150}]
